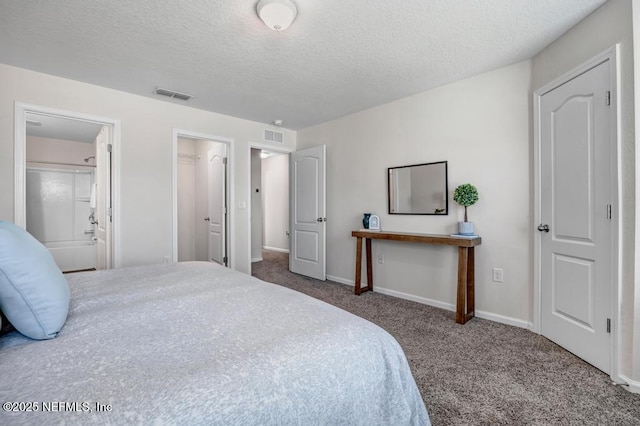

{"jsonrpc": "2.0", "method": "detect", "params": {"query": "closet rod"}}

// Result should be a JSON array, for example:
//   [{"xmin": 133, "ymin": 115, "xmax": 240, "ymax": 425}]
[{"xmin": 27, "ymin": 160, "xmax": 96, "ymax": 168}]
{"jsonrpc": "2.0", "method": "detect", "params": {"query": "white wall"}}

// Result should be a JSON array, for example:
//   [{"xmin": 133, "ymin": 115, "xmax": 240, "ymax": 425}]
[
  {"xmin": 262, "ymin": 153, "xmax": 290, "ymax": 252},
  {"xmin": 297, "ymin": 60, "xmax": 532, "ymax": 326},
  {"xmin": 250, "ymin": 149, "xmax": 263, "ymax": 261},
  {"xmin": 532, "ymin": 0, "xmax": 638, "ymax": 386},
  {"xmin": 0, "ymin": 63, "xmax": 296, "ymax": 273},
  {"xmin": 27, "ymin": 135, "xmax": 95, "ymax": 168}
]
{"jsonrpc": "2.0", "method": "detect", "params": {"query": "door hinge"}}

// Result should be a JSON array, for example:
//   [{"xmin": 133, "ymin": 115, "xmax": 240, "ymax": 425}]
[
  {"xmin": 607, "ymin": 204, "xmax": 612, "ymax": 220},
  {"xmin": 605, "ymin": 91, "xmax": 611, "ymax": 106},
  {"xmin": 107, "ymin": 207, "xmax": 112, "ymax": 218},
  {"xmin": 607, "ymin": 318, "xmax": 611, "ymax": 333},
  {"xmin": 223, "ymin": 256, "xmax": 228, "ymax": 264},
  {"xmin": 223, "ymin": 157, "xmax": 228, "ymax": 165},
  {"xmin": 107, "ymin": 143, "xmax": 113, "ymax": 153}
]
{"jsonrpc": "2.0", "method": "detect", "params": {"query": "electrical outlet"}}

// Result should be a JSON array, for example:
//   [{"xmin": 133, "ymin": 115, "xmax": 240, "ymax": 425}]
[
  {"xmin": 492, "ymin": 268, "xmax": 504, "ymax": 282},
  {"xmin": 377, "ymin": 254, "xmax": 384, "ymax": 264}
]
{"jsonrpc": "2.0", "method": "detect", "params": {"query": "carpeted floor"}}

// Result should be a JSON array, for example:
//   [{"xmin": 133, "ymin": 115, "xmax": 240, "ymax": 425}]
[{"xmin": 252, "ymin": 250, "xmax": 640, "ymax": 426}]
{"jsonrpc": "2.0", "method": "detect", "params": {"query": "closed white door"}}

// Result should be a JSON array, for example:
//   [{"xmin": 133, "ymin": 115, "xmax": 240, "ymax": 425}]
[
  {"xmin": 290, "ymin": 145, "xmax": 326, "ymax": 280},
  {"xmin": 207, "ymin": 148, "xmax": 227, "ymax": 266},
  {"xmin": 95, "ymin": 125, "xmax": 111, "ymax": 270},
  {"xmin": 539, "ymin": 59, "xmax": 612, "ymax": 372}
]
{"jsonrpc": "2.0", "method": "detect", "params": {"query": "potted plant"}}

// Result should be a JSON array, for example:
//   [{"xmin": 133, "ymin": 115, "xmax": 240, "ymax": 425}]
[{"xmin": 453, "ymin": 183, "xmax": 479, "ymax": 235}]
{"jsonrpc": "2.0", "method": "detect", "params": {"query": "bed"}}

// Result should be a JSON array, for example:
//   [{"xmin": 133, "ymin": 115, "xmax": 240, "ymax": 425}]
[{"xmin": 0, "ymin": 260, "xmax": 430, "ymax": 425}]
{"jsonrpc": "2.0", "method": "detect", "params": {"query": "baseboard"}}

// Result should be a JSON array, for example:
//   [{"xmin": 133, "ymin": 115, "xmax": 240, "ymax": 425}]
[
  {"xmin": 474, "ymin": 310, "xmax": 533, "ymax": 330},
  {"xmin": 262, "ymin": 246, "xmax": 289, "ymax": 254},
  {"xmin": 326, "ymin": 274, "xmax": 531, "ymax": 330},
  {"xmin": 327, "ymin": 274, "xmax": 354, "ymax": 286},
  {"xmin": 251, "ymin": 257, "xmax": 263, "ymax": 263},
  {"xmin": 374, "ymin": 286, "xmax": 456, "ymax": 313},
  {"xmin": 619, "ymin": 374, "xmax": 640, "ymax": 394}
]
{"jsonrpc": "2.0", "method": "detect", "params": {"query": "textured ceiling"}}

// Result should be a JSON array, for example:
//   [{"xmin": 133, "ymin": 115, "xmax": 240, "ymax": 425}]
[{"xmin": 0, "ymin": 0, "xmax": 606, "ymax": 130}]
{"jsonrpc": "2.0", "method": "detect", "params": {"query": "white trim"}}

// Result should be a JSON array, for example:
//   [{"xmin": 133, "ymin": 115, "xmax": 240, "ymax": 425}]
[
  {"xmin": 327, "ymin": 274, "xmax": 353, "ymax": 286},
  {"xmin": 327, "ymin": 274, "xmax": 532, "ymax": 329},
  {"xmin": 533, "ymin": 45, "xmax": 621, "ymax": 380},
  {"xmin": 247, "ymin": 141, "xmax": 293, "ymax": 274},
  {"xmin": 172, "ymin": 129, "xmax": 235, "ymax": 269},
  {"xmin": 619, "ymin": 375, "xmax": 640, "ymax": 394},
  {"xmin": 251, "ymin": 257, "xmax": 264, "ymax": 263},
  {"xmin": 376, "ymin": 286, "xmax": 532, "ymax": 330},
  {"xmin": 250, "ymin": 141, "xmax": 294, "ymax": 154},
  {"xmin": 475, "ymin": 310, "xmax": 534, "ymax": 331},
  {"xmin": 374, "ymin": 286, "xmax": 456, "ymax": 312},
  {"xmin": 262, "ymin": 245, "xmax": 289, "ymax": 254},
  {"xmin": 14, "ymin": 102, "xmax": 122, "ymax": 268}
]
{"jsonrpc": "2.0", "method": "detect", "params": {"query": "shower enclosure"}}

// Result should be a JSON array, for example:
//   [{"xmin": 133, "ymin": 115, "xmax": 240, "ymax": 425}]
[{"xmin": 26, "ymin": 167, "xmax": 97, "ymax": 272}]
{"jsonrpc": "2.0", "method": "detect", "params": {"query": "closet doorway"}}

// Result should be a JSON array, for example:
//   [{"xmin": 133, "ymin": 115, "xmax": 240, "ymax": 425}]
[
  {"xmin": 249, "ymin": 146, "xmax": 291, "ymax": 271},
  {"xmin": 14, "ymin": 103, "xmax": 120, "ymax": 271},
  {"xmin": 173, "ymin": 130, "xmax": 232, "ymax": 267}
]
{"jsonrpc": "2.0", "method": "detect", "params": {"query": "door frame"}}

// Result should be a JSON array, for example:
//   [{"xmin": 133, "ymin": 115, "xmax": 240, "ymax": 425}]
[
  {"xmin": 533, "ymin": 45, "xmax": 621, "ymax": 380},
  {"xmin": 247, "ymin": 142, "xmax": 293, "ymax": 274},
  {"xmin": 14, "ymin": 102, "xmax": 121, "ymax": 268},
  {"xmin": 172, "ymin": 129, "xmax": 234, "ymax": 268}
]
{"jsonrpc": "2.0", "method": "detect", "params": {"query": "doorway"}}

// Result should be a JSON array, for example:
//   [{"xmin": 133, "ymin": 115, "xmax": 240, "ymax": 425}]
[
  {"xmin": 14, "ymin": 103, "xmax": 120, "ymax": 270},
  {"xmin": 173, "ymin": 130, "xmax": 232, "ymax": 267},
  {"xmin": 249, "ymin": 145, "xmax": 292, "ymax": 273},
  {"xmin": 534, "ymin": 46, "xmax": 620, "ymax": 376}
]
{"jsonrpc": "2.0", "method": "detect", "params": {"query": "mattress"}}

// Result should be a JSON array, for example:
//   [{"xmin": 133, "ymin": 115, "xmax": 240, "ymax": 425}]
[{"xmin": 0, "ymin": 261, "xmax": 429, "ymax": 425}]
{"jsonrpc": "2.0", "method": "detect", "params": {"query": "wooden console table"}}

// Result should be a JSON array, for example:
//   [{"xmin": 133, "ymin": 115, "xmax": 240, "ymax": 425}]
[{"xmin": 351, "ymin": 230, "xmax": 482, "ymax": 324}]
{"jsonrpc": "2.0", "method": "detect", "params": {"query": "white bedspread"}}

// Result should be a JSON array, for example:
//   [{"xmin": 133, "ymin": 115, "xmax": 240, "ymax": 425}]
[{"xmin": 0, "ymin": 262, "xmax": 429, "ymax": 425}]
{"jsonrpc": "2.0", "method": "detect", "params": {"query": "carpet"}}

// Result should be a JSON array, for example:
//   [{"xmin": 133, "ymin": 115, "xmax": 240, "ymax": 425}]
[{"xmin": 252, "ymin": 250, "xmax": 640, "ymax": 425}]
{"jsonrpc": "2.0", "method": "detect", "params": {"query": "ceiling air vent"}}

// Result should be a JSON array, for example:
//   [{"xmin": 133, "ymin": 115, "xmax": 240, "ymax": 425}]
[
  {"xmin": 264, "ymin": 129, "xmax": 284, "ymax": 143},
  {"xmin": 154, "ymin": 87, "xmax": 193, "ymax": 101}
]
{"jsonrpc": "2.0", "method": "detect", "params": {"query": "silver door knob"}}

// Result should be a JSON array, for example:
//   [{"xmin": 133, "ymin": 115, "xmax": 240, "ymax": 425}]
[{"xmin": 538, "ymin": 224, "xmax": 550, "ymax": 232}]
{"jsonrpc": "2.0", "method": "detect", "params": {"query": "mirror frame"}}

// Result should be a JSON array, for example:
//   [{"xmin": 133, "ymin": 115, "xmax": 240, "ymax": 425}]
[{"xmin": 387, "ymin": 160, "xmax": 448, "ymax": 215}]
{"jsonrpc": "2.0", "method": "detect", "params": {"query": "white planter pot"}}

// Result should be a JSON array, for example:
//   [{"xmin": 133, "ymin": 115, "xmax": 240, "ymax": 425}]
[{"xmin": 458, "ymin": 221, "xmax": 474, "ymax": 236}]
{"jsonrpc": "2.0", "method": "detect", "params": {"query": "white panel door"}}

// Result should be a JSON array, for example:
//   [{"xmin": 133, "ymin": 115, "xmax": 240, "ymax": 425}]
[
  {"xmin": 95, "ymin": 126, "xmax": 111, "ymax": 270},
  {"xmin": 207, "ymin": 149, "xmax": 226, "ymax": 266},
  {"xmin": 540, "ymin": 59, "xmax": 612, "ymax": 372},
  {"xmin": 290, "ymin": 145, "xmax": 326, "ymax": 280}
]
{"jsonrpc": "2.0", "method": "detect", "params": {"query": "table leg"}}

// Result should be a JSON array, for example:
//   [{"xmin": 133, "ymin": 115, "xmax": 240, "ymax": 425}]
[
  {"xmin": 365, "ymin": 238, "xmax": 373, "ymax": 292},
  {"xmin": 355, "ymin": 237, "xmax": 363, "ymax": 295},
  {"xmin": 354, "ymin": 237, "xmax": 373, "ymax": 295},
  {"xmin": 466, "ymin": 247, "xmax": 475, "ymax": 322},
  {"xmin": 456, "ymin": 246, "xmax": 475, "ymax": 324}
]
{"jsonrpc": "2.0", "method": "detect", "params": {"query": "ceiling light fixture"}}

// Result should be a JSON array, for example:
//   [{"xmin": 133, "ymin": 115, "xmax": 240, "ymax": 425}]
[{"xmin": 256, "ymin": 0, "xmax": 297, "ymax": 31}]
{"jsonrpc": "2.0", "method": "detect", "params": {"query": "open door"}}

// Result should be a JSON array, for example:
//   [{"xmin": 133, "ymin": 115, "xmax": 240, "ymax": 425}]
[
  {"xmin": 289, "ymin": 145, "xmax": 326, "ymax": 280},
  {"xmin": 95, "ymin": 125, "xmax": 112, "ymax": 270},
  {"xmin": 207, "ymin": 147, "xmax": 227, "ymax": 266},
  {"xmin": 538, "ymin": 57, "xmax": 613, "ymax": 373}
]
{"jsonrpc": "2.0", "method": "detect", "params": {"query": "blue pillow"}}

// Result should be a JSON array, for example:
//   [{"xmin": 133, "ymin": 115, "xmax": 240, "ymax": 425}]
[{"xmin": 0, "ymin": 221, "xmax": 70, "ymax": 339}]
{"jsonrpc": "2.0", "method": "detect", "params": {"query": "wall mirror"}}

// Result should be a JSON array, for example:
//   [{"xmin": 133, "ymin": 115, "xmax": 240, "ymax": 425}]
[{"xmin": 388, "ymin": 161, "xmax": 448, "ymax": 215}]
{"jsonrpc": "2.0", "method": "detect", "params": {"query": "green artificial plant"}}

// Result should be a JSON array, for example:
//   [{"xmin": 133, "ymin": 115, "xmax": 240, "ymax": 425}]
[{"xmin": 453, "ymin": 183, "xmax": 479, "ymax": 222}]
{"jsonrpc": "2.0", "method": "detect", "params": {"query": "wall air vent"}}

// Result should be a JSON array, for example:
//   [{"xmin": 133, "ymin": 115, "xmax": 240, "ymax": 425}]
[
  {"xmin": 154, "ymin": 87, "xmax": 193, "ymax": 101},
  {"xmin": 264, "ymin": 129, "xmax": 284, "ymax": 143}
]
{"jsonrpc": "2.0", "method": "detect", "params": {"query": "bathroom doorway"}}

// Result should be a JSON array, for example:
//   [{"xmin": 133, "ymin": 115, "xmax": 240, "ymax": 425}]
[{"xmin": 14, "ymin": 103, "xmax": 120, "ymax": 271}]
